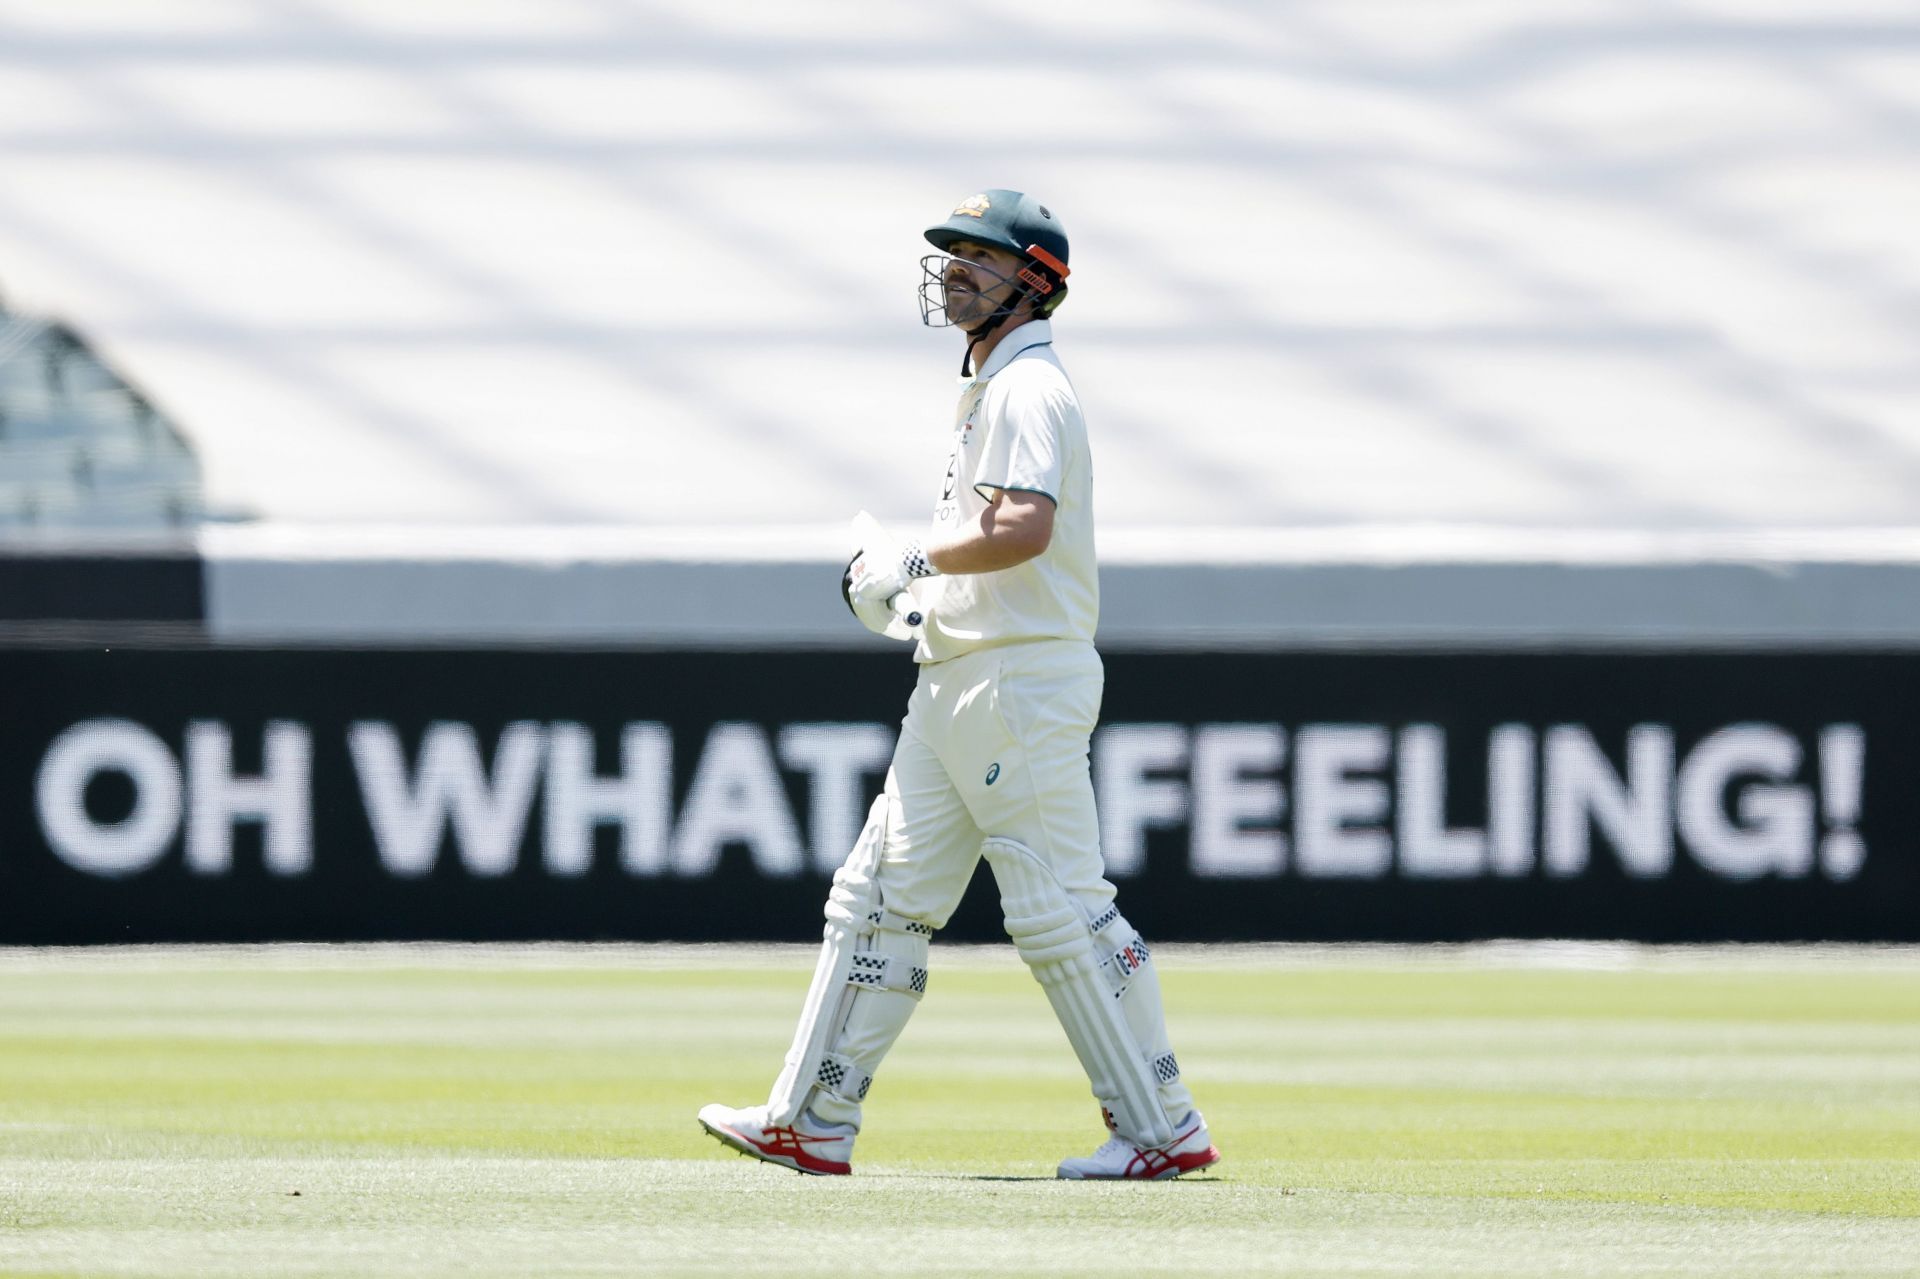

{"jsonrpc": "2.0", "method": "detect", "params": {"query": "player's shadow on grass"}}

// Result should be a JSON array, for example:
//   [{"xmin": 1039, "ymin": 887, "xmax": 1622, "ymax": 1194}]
[
  {"xmin": 962, "ymin": 1175, "xmax": 1056, "ymax": 1182},
  {"xmin": 959, "ymin": 1174, "xmax": 1227, "ymax": 1183}
]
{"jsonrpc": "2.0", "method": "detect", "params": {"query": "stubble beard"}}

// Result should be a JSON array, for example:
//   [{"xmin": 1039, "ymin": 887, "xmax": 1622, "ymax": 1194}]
[{"xmin": 945, "ymin": 291, "xmax": 985, "ymax": 329}]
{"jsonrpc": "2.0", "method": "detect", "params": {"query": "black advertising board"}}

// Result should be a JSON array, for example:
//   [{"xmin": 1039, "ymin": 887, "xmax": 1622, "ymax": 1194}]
[{"xmin": 1, "ymin": 647, "xmax": 1913, "ymax": 943}]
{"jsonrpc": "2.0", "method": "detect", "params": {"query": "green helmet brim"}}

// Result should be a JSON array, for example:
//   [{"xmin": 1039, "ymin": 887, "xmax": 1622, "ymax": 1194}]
[{"xmin": 923, "ymin": 189, "xmax": 1069, "ymax": 274}]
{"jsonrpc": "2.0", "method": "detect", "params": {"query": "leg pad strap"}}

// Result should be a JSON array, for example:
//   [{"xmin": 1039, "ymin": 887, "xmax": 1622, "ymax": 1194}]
[
  {"xmin": 814, "ymin": 1052, "xmax": 873, "ymax": 1105},
  {"xmin": 850, "ymin": 950, "xmax": 928, "ymax": 997},
  {"xmin": 1090, "ymin": 904, "xmax": 1154, "ymax": 998}
]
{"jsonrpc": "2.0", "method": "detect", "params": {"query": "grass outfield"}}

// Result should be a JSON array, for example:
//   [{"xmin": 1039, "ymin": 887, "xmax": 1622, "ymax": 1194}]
[{"xmin": 1, "ymin": 944, "xmax": 1917, "ymax": 1278}]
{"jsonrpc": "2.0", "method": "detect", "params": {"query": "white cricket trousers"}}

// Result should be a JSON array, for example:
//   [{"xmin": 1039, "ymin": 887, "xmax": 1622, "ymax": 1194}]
[
  {"xmin": 807, "ymin": 637, "xmax": 1197, "ymax": 1132},
  {"xmin": 878, "ymin": 638, "xmax": 1115, "ymax": 926}
]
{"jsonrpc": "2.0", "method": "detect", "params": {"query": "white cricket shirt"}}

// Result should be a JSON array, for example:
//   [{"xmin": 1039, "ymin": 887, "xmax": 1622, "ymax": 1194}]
[{"xmin": 912, "ymin": 320, "xmax": 1099, "ymax": 664}]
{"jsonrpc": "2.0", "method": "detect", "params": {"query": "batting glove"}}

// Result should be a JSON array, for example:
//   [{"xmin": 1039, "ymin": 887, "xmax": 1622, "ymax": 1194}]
[
  {"xmin": 842, "ymin": 550, "xmax": 901, "ymax": 636},
  {"xmin": 844, "ymin": 512, "xmax": 940, "ymax": 638}
]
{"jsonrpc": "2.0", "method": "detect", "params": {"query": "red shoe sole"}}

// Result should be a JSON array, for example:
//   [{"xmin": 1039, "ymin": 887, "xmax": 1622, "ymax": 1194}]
[
  {"xmin": 1165, "ymin": 1145, "xmax": 1223, "ymax": 1178},
  {"xmin": 1075, "ymin": 1144, "xmax": 1223, "ymax": 1181},
  {"xmin": 699, "ymin": 1118, "xmax": 852, "ymax": 1176}
]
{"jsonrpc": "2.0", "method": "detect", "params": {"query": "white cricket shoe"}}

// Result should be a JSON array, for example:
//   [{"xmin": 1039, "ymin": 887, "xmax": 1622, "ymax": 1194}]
[
  {"xmin": 697, "ymin": 1103, "xmax": 855, "ymax": 1176},
  {"xmin": 1056, "ymin": 1110, "xmax": 1221, "ymax": 1180}
]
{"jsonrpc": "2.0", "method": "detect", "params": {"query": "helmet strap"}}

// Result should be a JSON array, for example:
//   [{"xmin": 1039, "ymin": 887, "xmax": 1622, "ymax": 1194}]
[{"xmin": 961, "ymin": 283, "xmax": 1033, "ymax": 376}]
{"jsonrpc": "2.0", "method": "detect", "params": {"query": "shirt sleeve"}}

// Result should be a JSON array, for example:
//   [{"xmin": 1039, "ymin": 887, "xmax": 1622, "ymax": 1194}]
[{"xmin": 972, "ymin": 371, "xmax": 1066, "ymax": 504}]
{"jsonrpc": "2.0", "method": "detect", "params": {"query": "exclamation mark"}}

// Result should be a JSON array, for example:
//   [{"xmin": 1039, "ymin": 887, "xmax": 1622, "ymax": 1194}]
[{"xmin": 1819, "ymin": 724, "xmax": 1866, "ymax": 881}]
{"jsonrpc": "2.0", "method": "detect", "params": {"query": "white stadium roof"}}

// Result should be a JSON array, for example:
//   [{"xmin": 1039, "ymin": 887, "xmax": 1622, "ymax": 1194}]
[{"xmin": 1, "ymin": 0, "xmax": 1918, "ymax": 533}]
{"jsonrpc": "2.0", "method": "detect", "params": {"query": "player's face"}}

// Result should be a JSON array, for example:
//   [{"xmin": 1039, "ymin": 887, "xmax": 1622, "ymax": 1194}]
[{"xmin": 942, "ymin": 241, "xmax": 1026, "ymax": 331}]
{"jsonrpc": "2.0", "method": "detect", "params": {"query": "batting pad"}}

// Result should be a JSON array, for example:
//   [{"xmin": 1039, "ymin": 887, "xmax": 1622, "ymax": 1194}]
[
  {"xmin": 767, "ymin": 795, "xmax": 931, "ymax": 1128},
  {"xmin": 981, "ymin": 837, "xmax": 1176, "ymax": 1148}
]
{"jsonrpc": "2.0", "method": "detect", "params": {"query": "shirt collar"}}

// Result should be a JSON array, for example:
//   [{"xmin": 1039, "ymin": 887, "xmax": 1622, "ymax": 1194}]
[{"xmin": 965, "ymin": 319, "xmax": 1053, "ymax": 384}]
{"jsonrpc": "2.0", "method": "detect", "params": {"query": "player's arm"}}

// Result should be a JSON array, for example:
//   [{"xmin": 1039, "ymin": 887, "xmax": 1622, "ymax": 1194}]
[{"xmin": 928, "ymin": 488, "xmax": 1054, "ymax": 573}]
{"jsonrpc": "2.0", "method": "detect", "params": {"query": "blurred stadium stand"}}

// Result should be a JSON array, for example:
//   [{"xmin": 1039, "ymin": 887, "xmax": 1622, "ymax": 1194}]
[
  {"xmin": 0, "ymin": 0, "xmax": 1914, "ymax": 535},
  {"xmin": 0, "ymin": 297, "xmax": 204, "ymax": 535}
]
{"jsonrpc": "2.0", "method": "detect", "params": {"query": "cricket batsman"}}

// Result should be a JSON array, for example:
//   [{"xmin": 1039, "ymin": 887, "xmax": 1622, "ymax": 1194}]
[{"xmin": 698, "ymin": 190, "xmax": 1219, "ymax": 1180}]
